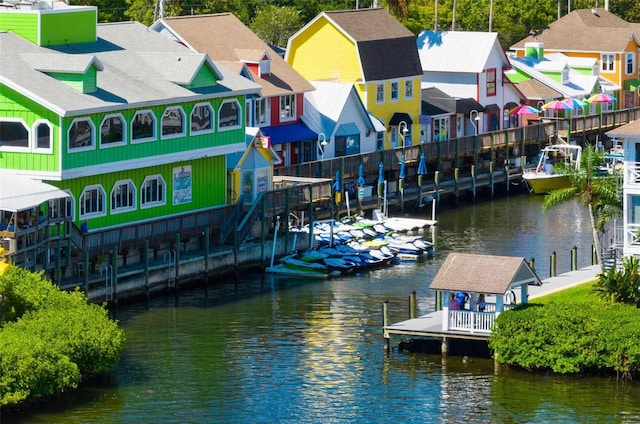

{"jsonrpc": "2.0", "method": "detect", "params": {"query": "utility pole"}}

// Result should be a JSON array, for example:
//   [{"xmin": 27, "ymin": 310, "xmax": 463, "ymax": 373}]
[{"xmin": 489, "ymin": 0, "xmax": 494, "ymax": 32}]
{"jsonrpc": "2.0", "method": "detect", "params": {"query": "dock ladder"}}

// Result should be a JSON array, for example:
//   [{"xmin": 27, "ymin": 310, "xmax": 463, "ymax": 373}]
[
  {"xmin": 101, "ymin": 264, "xmax": 113, "ymax": 302},
  {"xmin": 165, "ymin": 250, "xmax": 176, "ymax": 289}
]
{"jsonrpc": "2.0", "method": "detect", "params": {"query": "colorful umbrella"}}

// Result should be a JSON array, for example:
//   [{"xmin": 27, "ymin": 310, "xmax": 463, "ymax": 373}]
[
  {"xmin": 417, "ymin": 153, "xmax": 427, "ymax": 191},
  {"xmin": 541, "ymin": 100, "xmax": 574, "ymax": 111},
  {"xmin": 562, "ymin": 98, "xmax": 586, "ymax": 109},
  {"xmin": 587, "ymin": 93, "xmax": 617, "ymax": 104},
  {"xmin": 357, "ymin": 163, "xmax": 365, "ymax": 186},
  {"xmin": 509, "ymin": 104, "xmax": 540, "ymax": 115}
]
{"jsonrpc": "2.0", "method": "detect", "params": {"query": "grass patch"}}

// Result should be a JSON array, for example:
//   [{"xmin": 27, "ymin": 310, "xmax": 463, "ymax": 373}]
[{"xmin": 534, "ymin": 280, "xmax": 598, "ymax": 304}]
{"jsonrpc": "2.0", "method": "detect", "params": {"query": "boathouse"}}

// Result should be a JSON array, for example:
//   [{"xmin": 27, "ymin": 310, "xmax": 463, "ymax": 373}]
[
  {"xmin": 384, "ymin": 253, "xmax": 542, "ymax": 354},
  {"xmin": 430, "ymin": 253, "xmax": 542, "ymax": 333}
]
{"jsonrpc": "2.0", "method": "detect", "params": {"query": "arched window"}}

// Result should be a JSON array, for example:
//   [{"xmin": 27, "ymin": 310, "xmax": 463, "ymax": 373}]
[
  {"xmin": 68, "ymin": 118, "xmax": 95, "ymax": 151},
  {"xmin": 100, "ymin": 114, "xmax": 126, "ymax": 147},
  {"xmin": 34, "ymin": 120, "xmax": 52, "ymax": 152},
  {"xmin": 141, "ymin": 175, "xmax": 166, "ymax": 208},
  {"xmin": 132, "ymin": 110, "xmax": 156, "ymax": 142},
  {"xmin": 111, "ymin": 179, "xmax": 136, "ymax": 213},
  {"xmin": 79, "ymin": 184, "xmax": 106, "ymax": 218},
  {"xmin": 191, "ymin": 103, "xmax": 214, "ymax": 134},
  {"xmin": 0, "ymin": 119, "xmax": 29, "ymax": 151},
  {"xmin": 162, "ymin": 106, "xmax": 185, "ymax": 138},
  {"xmin": 218, "ymin": 100, "xmax": 241, "ymax": 129}
]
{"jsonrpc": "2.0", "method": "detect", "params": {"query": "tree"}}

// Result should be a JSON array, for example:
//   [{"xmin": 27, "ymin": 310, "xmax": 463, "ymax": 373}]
[
  {"xmin": 542, "ymin": 144, "xmax": 622, "ymax": 270},
  {"xmin": 593, "ymin": 256, "xmax": 640, "ymax": 304},
  {"xmin": 250, "ymin": 5, "xmax": 304, "ymax": 48}
]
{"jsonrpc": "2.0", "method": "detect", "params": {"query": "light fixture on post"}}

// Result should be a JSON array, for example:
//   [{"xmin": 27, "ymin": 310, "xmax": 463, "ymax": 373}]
[
  {"xmin": 398, "ymin": 120, "xmax": 408, "ymax": 152},
  {"xmin": 317, "ymin": 132, "xmax": 328, "ymax": 161}
]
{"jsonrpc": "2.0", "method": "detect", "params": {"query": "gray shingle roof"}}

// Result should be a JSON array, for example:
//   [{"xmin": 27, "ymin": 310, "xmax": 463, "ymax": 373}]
[
  {"xmin": 323, "ymin": 8, "xmax": 422, "ymax": 81},
  {"xmin": 156, "ymin": 14, "xmax": 314, "ymax": 97},
  {"xmin": 607, "ymin": 120, "xmax": 640, "ymax": 137},
  {"xmin": 0, "ymin": 21, "xmax": 260, "ymax": 117},
  {"xmin": 429, "ymin": 252, "xmax": 541, "ymax": 295},
  {"xmin": 510, "ymin": 8, "xmax": 636, "ymax": 53}
]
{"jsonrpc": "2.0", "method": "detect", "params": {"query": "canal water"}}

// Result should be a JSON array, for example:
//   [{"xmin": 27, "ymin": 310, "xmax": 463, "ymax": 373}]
[{"xmin": 7, "ymin": 194, "xmax": 640, "ymax": 423}]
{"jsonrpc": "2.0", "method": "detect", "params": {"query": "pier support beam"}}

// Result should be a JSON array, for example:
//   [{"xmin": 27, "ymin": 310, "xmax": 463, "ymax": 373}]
[
  {"xmin": 441, "ymin": 338, "xmax": 449, "ymax": 356},
  {"xmin": 383, "ymin": 300, "xmax": 390, "ymax": 352}
]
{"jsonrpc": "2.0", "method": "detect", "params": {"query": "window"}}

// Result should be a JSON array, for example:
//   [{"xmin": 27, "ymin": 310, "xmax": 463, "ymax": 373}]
[
  {"xmin": 132, "ymin": 110, "xmax": 156, "ymax": 142},
  {"xmin": 376, "ymin": 83, "xmax": 384, "ymax": 103},
  {"xmin": 68, "ymin": 118, "xmax": 94, "ymax": 151},
  {"xmin": 390, "ymin": 81, "xmax": 399, "ymax": 101},
  {"xmin": 0, "ymin": 120, "xmax": 29, "ymax": 150},
  {"xmin": 255, "ymin": 97, "xmax": 269, "ymax": 126},
  {"xmin": 376, "ymin": 131, "xmax": 384, "ymax": 151},
  {"xmin": 161, "ymin": 106, "xmax": 185, "ymax": 138},
  {"xmin": 279, "ymin": 95, "xmax": 295, "ymax": 121},
  {"xmin": 191, "ymin": 103, "xmax": 213, "ymax": 134},
  {"xmin": 79, "ymin": 185, "xmax": 106, "ymax": 218},
  {"xmin": 219, "ymin": 100, "xmax": 241, "ymax": 129},
  {"xmin": 486, "ymin": 68, "xmax": 496, "ymax": 96},
  {"xmin": 626, "ymin": 52, "xmax": 634, "ymax": 75},
  {"xmin": 601, "ymin": 53, "xmax": 614, "ymax": 72},
  {"xmin": 141, "ymin": 175, "xmax": 166, "ymax": 208},
  {"xmin": 100, "ymin": 114, "xmax": 125, "ymax": 147},
  {"xmin": 34, "ymin": 121, "xmax": 52, "ymax": 152},
  {"xmin": 110, "ymin": 180, "xmax": 136, "ymax": 213},
  {"xmin": 245, "ymin": 99, "xmax": 251, "ymax": 127},
  {"xmin": 405, "ymin": 80, "xmax": 413, "ymax": 99}
]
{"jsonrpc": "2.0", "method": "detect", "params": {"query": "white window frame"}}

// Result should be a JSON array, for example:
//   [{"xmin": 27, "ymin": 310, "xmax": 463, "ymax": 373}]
[
  {"xmin": 626, "ymin": 52, "xmax": 635, "ymax": 75},
  {"xmin": 68, "ymin": 118, "xmax": 95, "ymax": 152},
  {"xmin": 390, "ymin": 80, "xmax": 399, "ymax": 102},
  {"xmin": 279, "ymin": 95, "xmax": 295, "ymax": 122},
  {"xmin": 245, "ymin": 99, "xmax": 252, "ymax": 127},
  {"xmin": 161, "ymin": 106, "xmax": 186, "ymax": 139},
  {"xmin": 32, "ymin": 119, "xmax": 53, "ymax": 154},
  {"xmin": 218, "ymin": 99, "xmax": 242, "ymax": 130},
  {"xmin": 141, "ymin": 175, "xmax": 166, "ymax": 209},
  {"xmin": 405, "ymin": 79, "xmax": 413, "ymax": 99},
  {"xmin": 110, "ymin": 179, "xmax": 137, "ymax": 214},
  {"xmin": 601, "ymin": 53, "xmax": 615, "ymax": 72},
  {"xmin": 0, "ymin": 118, "xmax": 30, "ymax": 152},
  {"xmin": 376, "ymin": 83, "xmax": 384, "ymax": 104},
  {"xmin": 99, "ymin": 113, "xmax": 126, "ymax": 148},
  {"xmin": 79, "ymin": 184, "xmax": 106, "ymax": 219},
  {"xmin": 190, "ymin": 102, "xmax": 214, "ymax": 135},
  {"xmin": 131, "ymin": 110, "xmax": 157, "ymax": 144},
  {"xmin": 255, "ymin": 97, "xmax": 269, "ymax": 126}
]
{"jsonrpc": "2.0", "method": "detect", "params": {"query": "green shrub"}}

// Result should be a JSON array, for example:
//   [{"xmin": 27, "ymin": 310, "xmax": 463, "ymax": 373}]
[
  {"xmin": 489, "ymin": 302, "xmax": 640, "ymax": 376},
  {"xmin": 0, "ymin": 265, "xmax": 125, "ymax": 406}
]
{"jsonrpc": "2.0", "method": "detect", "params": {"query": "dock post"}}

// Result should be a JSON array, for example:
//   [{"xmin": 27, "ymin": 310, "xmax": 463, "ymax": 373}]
[
  {"xmin": 471, "ymin": 164, "xmax": 477, "ymax": 200},
  {"xmin": 441, "ymin": 338, "xmax": 449, "ymax": 356},
  {"xmin": 489, "ymin": 162, "xmax": 495, "ymax": 197},
  {"xmin": 571, "ymin": 246, "xmax": 577, "ymax": 271},
  {"xmin": 435, "ymin": 291, "xmax": 441, "ymax": 311},
  {"xmin": 434, "ymin": 171, "xmax": 440, "ymax": 203},
  {"xmin": 454, "ymin": 168, "xmax": 460, "ymax": 204},
  {"xmin": 144, "ymin": 239, "xmax": 149, "ymax": 300},
  {"xmin": 592, "ymin": 243, "xmax": 597, "ymax": 265},
  {"xmin": 409, "ymin": 291, "xmax": 417, "ymax": 319},
  {"xmin": 383, "ymin": 300, "xmax": 390, "ymax": 352},
  {"xmin": 550, "ymin": 251, "xmax": 557, "ymax": 277},
  {"xmin": 529, "ymin": 257, "xmax": 535, "ymax": 272},
  {"xmin": 112, "ymin": 246, "xmax": 118, "ymax": 306},
  {"xmin": 504, "ymin": 163, "xmax": 510, "ymax": 192},
  {"xmin": 204, "ymin": 227, "xmax": 210, "ymax": 287},
  {"xmin": 174, "ymin": 233, "xmax": 181, "ymax": 292},
  {"xmin": 83, "ymin": 249, "xmax": 90, "ymax": 298}
]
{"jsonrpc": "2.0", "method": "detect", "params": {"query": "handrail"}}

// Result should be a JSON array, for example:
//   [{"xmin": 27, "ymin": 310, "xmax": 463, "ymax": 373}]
[
  {"xmin": 219, "ymin": 194, "xmax": 245, "ymax": 245},
  {"xmin": 235, "ymin": 192, "xmax": 265, "ymax": 244}
]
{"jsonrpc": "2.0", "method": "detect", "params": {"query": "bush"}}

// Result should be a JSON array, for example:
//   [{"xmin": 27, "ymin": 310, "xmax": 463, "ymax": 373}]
[
  {"xmin": 489, "ymin": 302, "xmax": 640, "ymax": 376},
  {"xmin": 0, "ymin": 265, "xmax": 125, "ymax": 406}
]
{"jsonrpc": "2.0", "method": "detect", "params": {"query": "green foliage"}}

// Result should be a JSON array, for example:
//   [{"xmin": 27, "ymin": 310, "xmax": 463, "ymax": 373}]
[
  {"xmin": 0, "ymin": 265, "xmax": 125, "ymax": 407},
  {"xmin": 535, "ymin": 281, "xmax": 597, "ymax": 305},
  {"xmin": 593, "ymin": 256, "xmax": 640, "ymax": 305},
  {"xmin": 489, "ymin": 302, "xmax": 640, "ymax": 376},
  {"xmin": 250, "ymin": 5, "xmax": 304, "ymax": 48}
]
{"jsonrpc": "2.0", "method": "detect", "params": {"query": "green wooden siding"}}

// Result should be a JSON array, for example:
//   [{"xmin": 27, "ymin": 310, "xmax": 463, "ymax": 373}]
[
  {"xmin": 55, "ymin": 156, "xmax": 226, "ymax": 229},
  {"xmin": 0, "ymin": 12, "xmax": 39, "ymax": 44},
  {"xmin": 47, "ymin": 67, "xmax": 97, "ymax": 93},
  {"xmin": 61, "ymin": 96, "xmax": 246, "ymax": 171},
  {"xmin": 0, "ymin": 84, "xmax": 60, "ymax": 173},
  {"xmin": 185, "ymin": 64, "xmax": 218, "ymax": 89},
  {"xmin": 40, "ymin": 9, "xmax": 96, "ymax": 46}
]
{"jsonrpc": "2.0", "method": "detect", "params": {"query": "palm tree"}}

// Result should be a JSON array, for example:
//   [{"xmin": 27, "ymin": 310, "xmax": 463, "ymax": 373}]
[{"xmin": 542, "ymin": 144, "xmax": 622, "ymax": 271}]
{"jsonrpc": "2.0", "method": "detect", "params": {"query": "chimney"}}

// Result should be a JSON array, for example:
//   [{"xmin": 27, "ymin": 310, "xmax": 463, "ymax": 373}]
[{"xmin": 524, "ymin": 42, "xmax": 544, "ymax": 61}]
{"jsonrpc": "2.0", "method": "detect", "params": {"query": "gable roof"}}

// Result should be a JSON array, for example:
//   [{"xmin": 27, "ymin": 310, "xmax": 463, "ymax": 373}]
[
  {"xmin": 511, "ymin": 8, "xmax": 638, "ymax": 53},
  {"xmin": 429, "ymin": 253, "xmax": 541, "ymax": 294},
  {"xmin": 0, "ymin": 21, "xmax": 260, "ymax": 117},
  {"xmin": 417, "ymin": 31, "xmax": 508, "ymax": 73},
  {"xmin": 607, "ymin": 120, "xmax": 640, "ymax": 138},
  {"xmin": 154, "ymin": 14, "xmax": 314, "ymax": 97},
  {"xmin": 321, "ymin": 8, "xmax": 422, "ymax": 80}
]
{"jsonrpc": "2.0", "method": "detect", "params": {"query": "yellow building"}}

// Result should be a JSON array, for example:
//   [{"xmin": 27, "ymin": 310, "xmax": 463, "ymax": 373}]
[
  {"xmin": 286, "ymin": 8, "xmax": 422, "ymax": 150},
  {"xmin": 511, "ymin": 8, "xmax": 640, "ymax": 109}
]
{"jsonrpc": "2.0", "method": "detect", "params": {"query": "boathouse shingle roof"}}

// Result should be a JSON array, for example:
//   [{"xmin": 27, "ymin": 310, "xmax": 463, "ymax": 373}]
[{"xmin": 429, "ymin": 253, "xmax": 541, "ymax": 295}]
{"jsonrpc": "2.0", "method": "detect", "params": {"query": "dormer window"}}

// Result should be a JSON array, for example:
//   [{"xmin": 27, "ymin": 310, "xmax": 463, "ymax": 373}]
[
  {"xmin": 561, "ymin": 68, "xmax": 569, "ymax": 85},
  {"xmin": 259, "ymin": 53, "xmax": 271, "ymax": 77}
]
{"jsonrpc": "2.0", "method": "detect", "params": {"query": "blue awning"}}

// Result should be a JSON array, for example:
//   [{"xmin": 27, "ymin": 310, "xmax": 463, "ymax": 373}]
[
  {"xmin": 259, "ymin": 122, "xmax": 318, "ymax": 145},
  {"xmin": 335, "ymin": 122, "xmax": 360, "ymax": 136}
]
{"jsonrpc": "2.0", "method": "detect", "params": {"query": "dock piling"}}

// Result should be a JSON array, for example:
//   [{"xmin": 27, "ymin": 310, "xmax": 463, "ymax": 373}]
[
  {"xmin": 409, "ymin": 291, "xmax": 417, "ymax": 319},
  {"xmin": 550, "ymin": 251, "xmax": 557, "ymax": 277},
  {"xmin": 383, "ymin": 300, "xmax": 390, "ymax": 352}
]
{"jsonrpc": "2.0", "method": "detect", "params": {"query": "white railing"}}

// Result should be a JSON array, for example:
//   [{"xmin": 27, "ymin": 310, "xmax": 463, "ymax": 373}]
[
  {"xmin": 625, "ymin": 162, "xmax": 640, "ymax": 186},
  {"xmin": 448, "ymin": 310, "xmax": 494, "ymax": 333}
]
